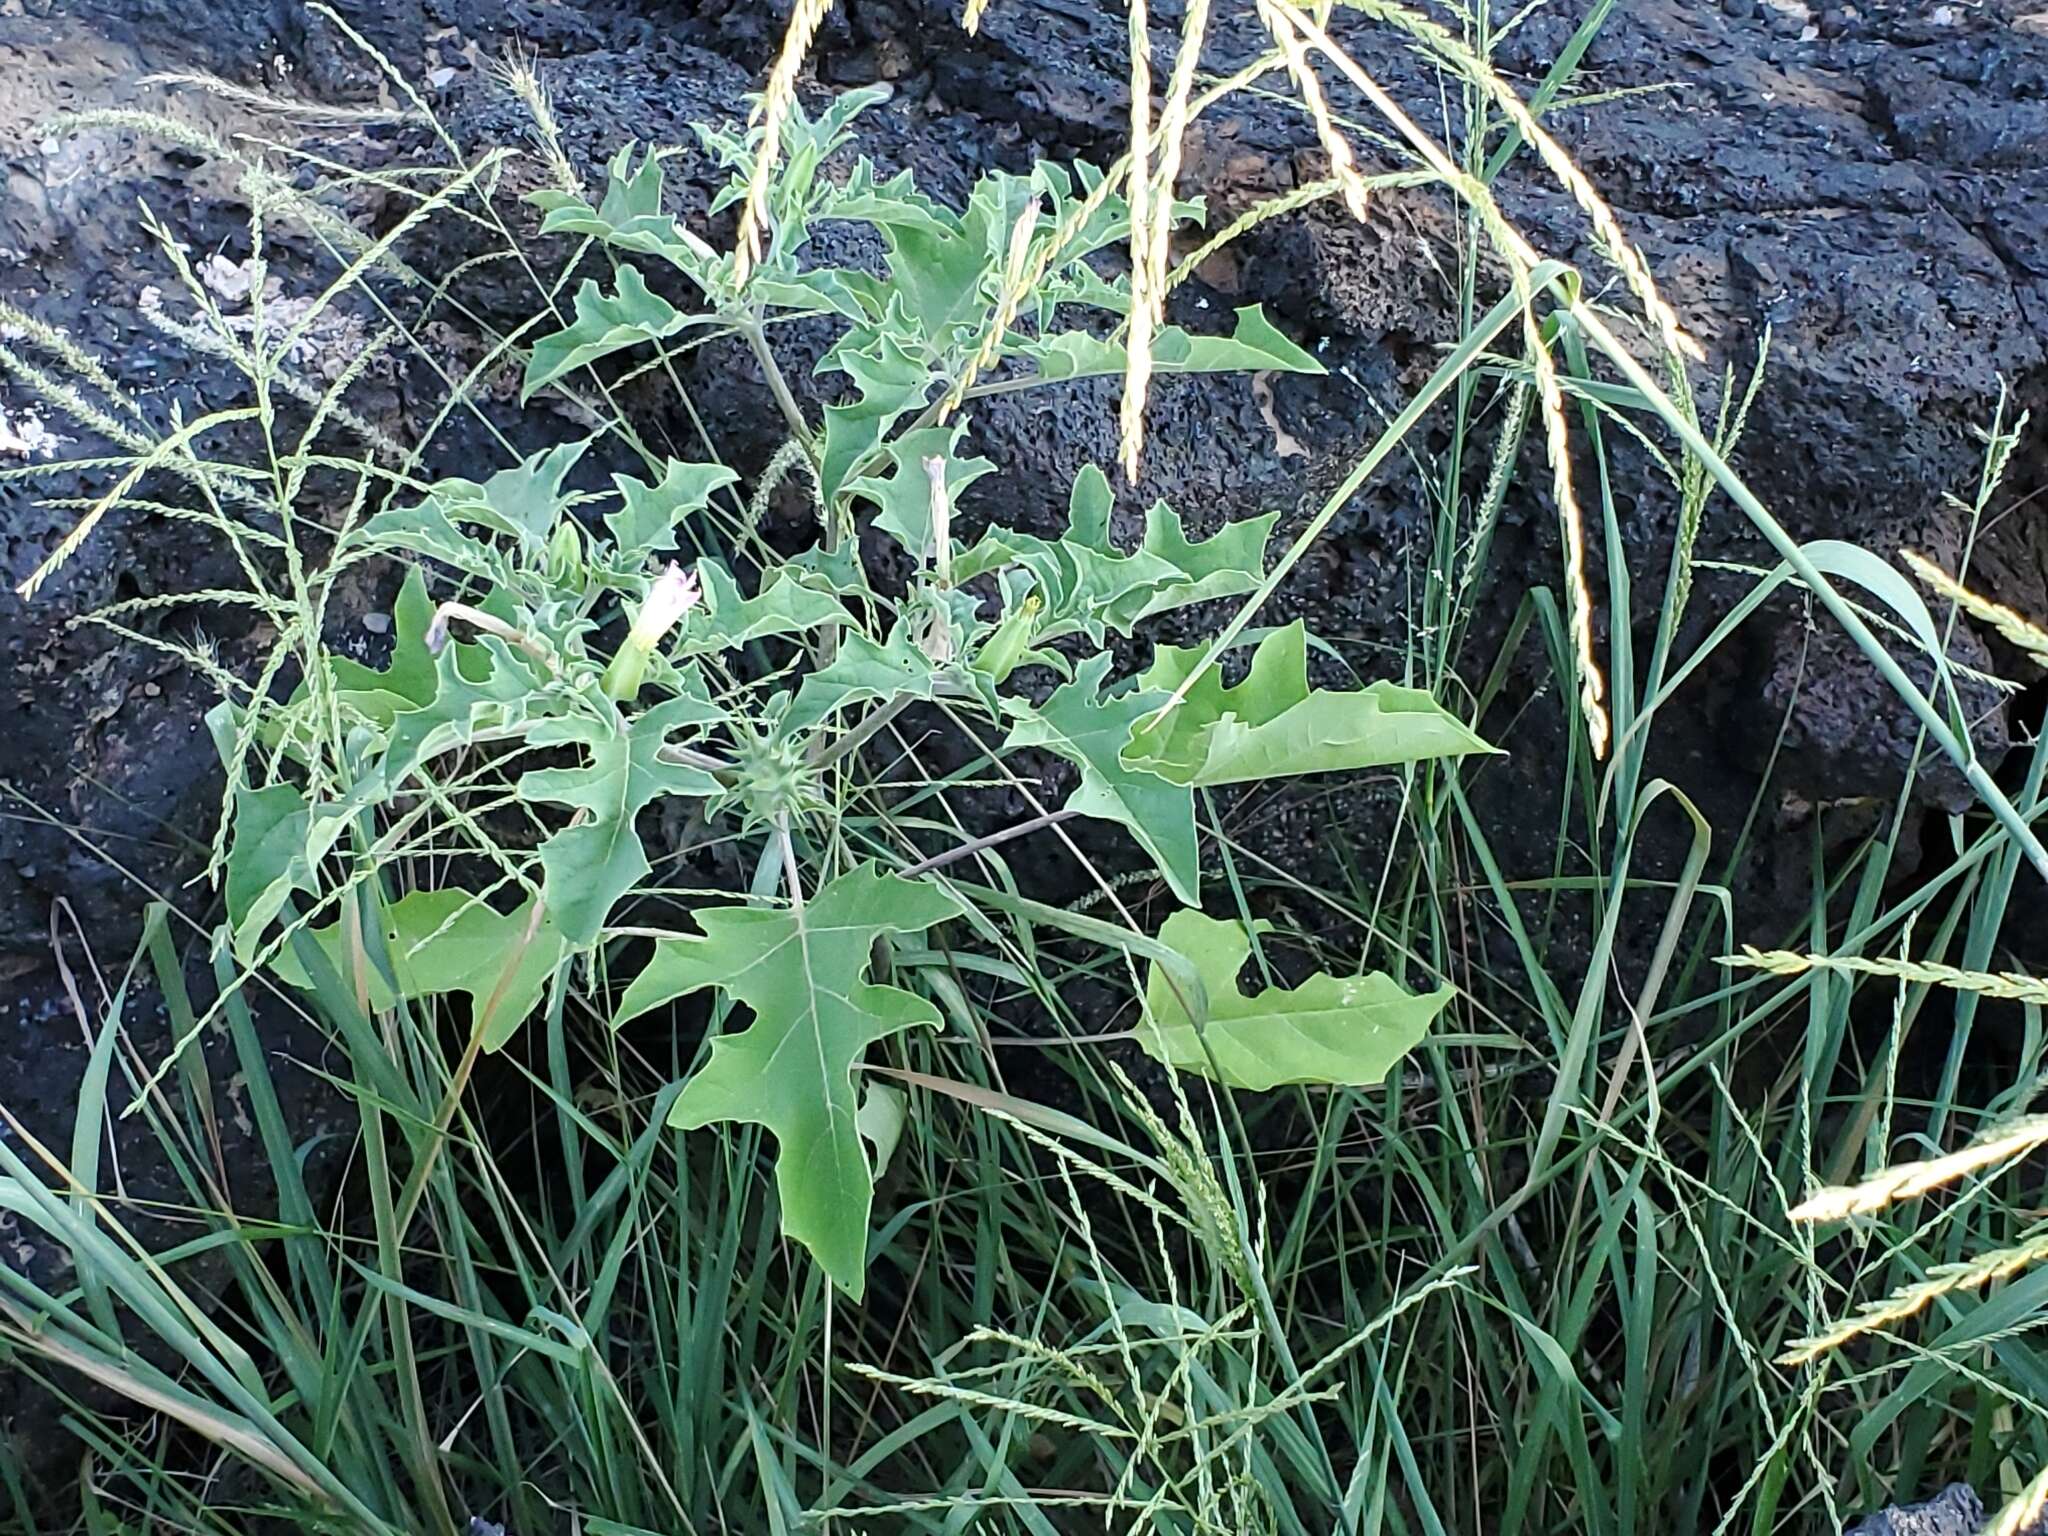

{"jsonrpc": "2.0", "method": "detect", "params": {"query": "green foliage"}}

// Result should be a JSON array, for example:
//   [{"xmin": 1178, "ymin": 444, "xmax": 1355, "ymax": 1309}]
[
  {"xmin": 1126, "ymin": 621, "xmax": 1497, "ymax": 786},
  {"xmin": 1003, "ymin": 654, "xmax": 1201, "ymax": 904},
  {"xmin": 606, "ymin": 459, "xmax": 739, "ymax": 561},
  {"xmin": 611, "ymin": 864, "xmax": 958, "ymax": 1296},
  {"xmin": 955, "ymin": 464, "xmax": 1279, "ymax": 652},
  {"xmin": 851, "ymin": 424, "xmax": 994, "ymax": 558},
  {"xmin": 817, "ymin": 326, "xmax": 930, "ymax": 505},
  {"xmin": 1016, "ymin": 304, "xmax": 1324, "ymax": 381},
  {"xmin": 676, "ymin": 560, "xmax": 848, "ymax": 656},
  {"xmin": 21, "ymin": 16, "xmax": 2048, "ymax": 1536},
  {"xmin": 223, "ymin": 782, "xmax": 321, "ymax": 960},
  {"xmin": 23, "ymin": 75, "xmax": 1488, "ymax": 1391},
  {"xmin": 183, "ymin": 84, "xmax": 1478, "ymax": 1293},
  {"xmin": 522, "ymin": 266, "xmax": 703, "ymax": 398},
  {"xmin": 325, "ymin": 566, "xmax": 439, "ymax": 724},
  {"xmin": 374, "ymin": 438, "xmax": 591, "ymax": 560},
  {"xmin": 372, "ymin": 638, "xmax": 543, "ymax": 796},
  {"xmin": 533, "ymin": 91, "xmax": 1318, "ymax": 523},
  {"xmin": 272, "ymin": 890, "xmax": 567, "ymax": 1050},
  {"xmin": 518, "ymin": 698, "xmax": 725, "ymax": 946},
  {"xmin": 530, "ymin": 143, "xmax": 715, "ymax": 267},
  {"xmin": 1141, "ymin": 910, "xmax": 1451, "ymax": 1089}
]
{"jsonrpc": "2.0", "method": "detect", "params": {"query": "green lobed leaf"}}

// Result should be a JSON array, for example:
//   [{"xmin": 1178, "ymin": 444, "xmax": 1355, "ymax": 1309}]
[
  {"xmin": 610, "ymin": 864, "xmax": 959, "ymax": 1297},
  {"xmin": 745, "ymin": 268, "xmax": 880, "ymax": 323},
  {"xmin": 1046, "ymin": 463, "xmax": 1182, "ymax": 635},
  {"xmin": 784, "ymin": 624, "xmax": 948, "ymax": 733},
  {"xmin": 864, "ymin": 172, "xmax": 1008, "ymax": 343},
  {"xmin": 951, "ymin": 468, "xmax": 1171, "ymax": 644},
  {"xmin": 810, "ymin": 82, "xmax": 894, "ymax": 152},
  {"xmin": 1002, "ymin": 654, "xmax": 1199, "ymax": 904},
  {"xmin": 818, "ymin": 160, "xmax": 958, "ymax": 242},
  {"xmin": 374, "ymin": 440, "xmax": 591, "ymax": 558},
  {"xmin": 817, "ymin": 324, "xmax": 932, "ymax": 508},
  {"xmin": 675, "ymin": 561, "xmax": 850, "ymax": 658},
  {"xmin": 954, "ymin": 465, "xmax": 1272, "ymax": 645},
  {"xmin": 271, "ymin": 890, "xmax": 568, "ymax": 1051},
  {"xmin": 1124, "ymin": 622, "xmax": 1496, "ymax": 787},
  {"xmin": 701, "ymin": 85, "xmax": 893, "ymax": 255},
  {"xmin": 818, "ymin": 160, "xmax": 1156, "ymax": 329},
  {"xmin": 1120, "ymin": 500, "xmax": 1277, "ymax": 627},
  {"xmin": 374, "ymin": 635, "xmax": 544, "ymax": 796},
  {"xmin": 1021, "ymin": 306, "xmax": 1325, "ymax": 383},
  {"xmin": 224, "ymin": 783, "xmax": 320, "ymax": 960},
  {"xmin": 524, "ymin": 267, "xmax": 705, "ymax": 399},
  {"xmin": 607, "ymin": 460, "xmax": 740, "ymax": 563},
  {"xmin": 324, "ymin": 566, "xmax": 439, "ymax": 728},
  {"xmin": 359, "ymin": 500, "xmax": 503, "ymax": 585},
  {"xmin": 848, "ymin": 424, "xmax": 995, "ymax": 560},
  {"xmin": 284, "ymin": 632, "xmax": 550, "ymax": 901},
  {"xmin": 1140, "ymin": 911, "xmax": 1449, "ymax": 1090},
  {"xmin": 781, "ymin": 540, "xmax": 869, "ymax": 596},
  {"xmin": 1030, "ymin": 160, "xmax": 1160, "ymax": 268},
  {"xmin": 519, "ymin": 697, "xmax": 726, "ymax": 945},
  {"xmin": 530, "ymin": 145, "xmax": 716, "ymax": 272},
  {"xmin": 1057, "ymin": 465, "xmax": 1277, "ymax": 635}
]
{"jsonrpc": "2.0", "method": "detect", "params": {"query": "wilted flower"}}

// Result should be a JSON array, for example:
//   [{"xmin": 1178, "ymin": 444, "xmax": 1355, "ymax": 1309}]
[{"xmin": 922, "ymin": 454, "xmax": 952, "ymax": 586}]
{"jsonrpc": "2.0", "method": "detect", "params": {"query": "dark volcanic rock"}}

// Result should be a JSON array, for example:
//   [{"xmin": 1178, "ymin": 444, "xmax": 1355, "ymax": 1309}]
[
  {"xmin": 1845, "ymin": 1480, "xmax": 2048, "ymax": 1536},
  {"xmin": 753, "ymin": 0, "xmax": 2048, "ymax": 933}
]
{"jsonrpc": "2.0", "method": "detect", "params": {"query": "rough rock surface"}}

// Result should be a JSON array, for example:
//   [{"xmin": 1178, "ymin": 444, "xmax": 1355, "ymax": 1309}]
[
  {"xmin": 2, "ymin": 0, "xmax": 2047, "ymax": 1484},
  {"xmin": 1846, "ymin": 1480, "xmax": 2048, "ymax": 1536},
  {"xmin": 1847, "ymin": 1483, "xmax": 1987, "ymax": 1536}
]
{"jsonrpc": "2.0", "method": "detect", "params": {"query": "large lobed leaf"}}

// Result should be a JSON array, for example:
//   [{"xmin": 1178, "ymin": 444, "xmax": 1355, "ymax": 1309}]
[
  {"xmin": 272, "ymin": 890, "xmax": 568, "ymax": 1051},
  {"xmin": 519, "ymin": 696, "xmax": 725, "ymax": 945},
  {"xmin": 606, "ymin": 460, "xmax": 739, "ymax": 563},
  {"xmin": 524, "ymin": 267, "xmax": 707, "ymax": 399},
  {"xmin": 675, "ymin": 561, "xmax": 849, "ymax": 658},
  {"xmin": 850, "ymin": 423, "xmax": 994, "ymax": 561},
  {"xmin": 784, "ymin": 623, "xmax": 949, "ymax": 733},
  {"xmin": 1141, "ymin": 910, "xmax": 1449, "ymax": 1090},
  {"xmin": 366, "ymin": 439, "xmax": 590, "ymax": 568},
  {"xmin": 372, "ymin": 636, "xmax": 544, "ymax": 797},
  {"xmin": 1003, "ymin": 654, "xmax": 1199, "ymax": 904},
  {"xmin": 817, "ymin": 324, "xmax": 930, "ymax": 508},
  {"xmin": 1125, "ymin": 622, "xmax": 1496, "ymax": 787},
  {"xmin": 529, "ymin": 144, "xmax": 716, "ymax": 273},
  {"xmin": 611, "ymin": 864, "xmax": 959, "ymax": 1297}
]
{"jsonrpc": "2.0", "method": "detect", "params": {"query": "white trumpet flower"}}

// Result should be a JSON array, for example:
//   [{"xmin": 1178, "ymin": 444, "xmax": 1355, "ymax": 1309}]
[{"xmin": 603, "ymin": 562, "xmax": 702, "ymax": 702}]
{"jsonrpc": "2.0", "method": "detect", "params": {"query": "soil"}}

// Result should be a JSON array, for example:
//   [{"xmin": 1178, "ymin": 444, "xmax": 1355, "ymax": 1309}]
[{"xmin": 2, "ymin": 0, "xmax": 2047, "ymax": 1493}]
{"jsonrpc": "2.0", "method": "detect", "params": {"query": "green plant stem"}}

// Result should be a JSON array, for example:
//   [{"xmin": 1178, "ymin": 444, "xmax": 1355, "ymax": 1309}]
[
  {"xmin": 898, "ymin": 807, "xmax": 1082, "ymax": 877},
  {"xmin": 427, "ymin": 601, "xmax": 555, "ymax": 667},
  {"xmin": 741, "ymin": 315, "xmax": 813, "ymax": 456},
  {"xmin": 660, "ymin": 742, "xmax": 741, "ymax": 780},
  {"xmin": 810, "ymin": 692, "xmax": 917, "ymax": 768}
]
